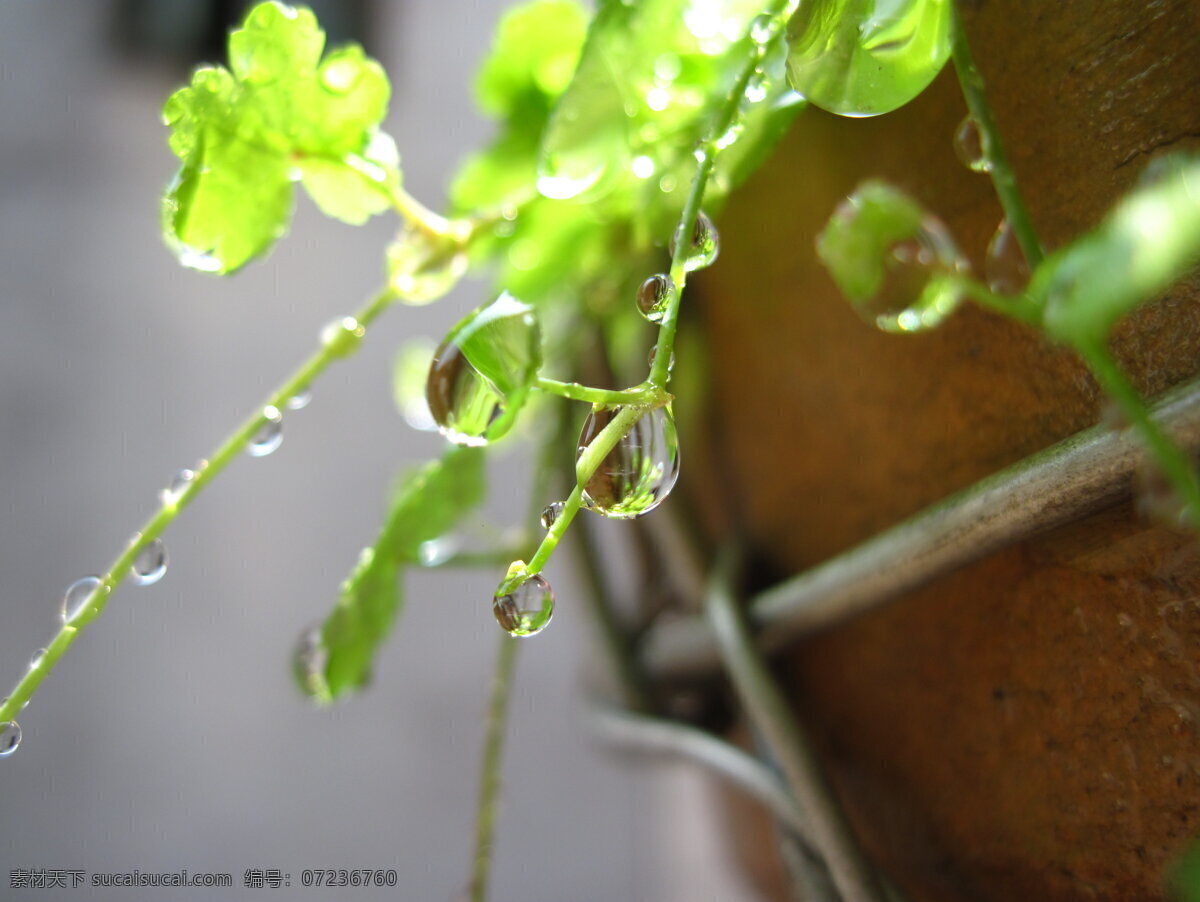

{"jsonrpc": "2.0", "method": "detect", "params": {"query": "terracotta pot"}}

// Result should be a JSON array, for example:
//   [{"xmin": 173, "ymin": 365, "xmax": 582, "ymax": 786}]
[{"xmin": 687, "ymin": 1, "xmax": 1200, "ymax": 899}]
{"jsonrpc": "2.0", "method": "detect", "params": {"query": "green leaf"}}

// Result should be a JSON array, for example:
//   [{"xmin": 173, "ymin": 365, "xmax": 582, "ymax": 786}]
[
  {"xmin": 162, "ymin": 1, "xmax": 397, "ymax": 274},
  {"xmin": 817, "ymin": 180, "xmax": 968, "ymax": 332},
  {"xmin": 1170, "ymin": 838, "xmax": 1200, "ymax": 902},
  {"xmin": 308, "ymin": 447, "xmax": 486, "ymax": 700},
  {"xmin": 785, "ymin": 0, "xmax": 951, "ymax": 117},
  {"xmin": 1034, "ymin": 153, "xmax": 1200, "ymax": 344}
]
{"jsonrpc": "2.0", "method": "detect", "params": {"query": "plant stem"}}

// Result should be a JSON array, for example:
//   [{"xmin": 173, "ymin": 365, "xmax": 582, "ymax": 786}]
[
  {"xmin": 949, "ymin": 2, "xmax": 1044, "ymax": 270},
  {"xmin": 0, "ymin": 286, "xmax": 397, "ymax": 726},
  {"xmin": 535, "ymin": 377, "xmax": 651, "ymax": 407},
  {"xmin": 467, "ymin": 632, "xmax": 519, "ymax": 902},
  {"xmin": 706, "ymin": 550, "xmax": 887, "ymax": 902}
]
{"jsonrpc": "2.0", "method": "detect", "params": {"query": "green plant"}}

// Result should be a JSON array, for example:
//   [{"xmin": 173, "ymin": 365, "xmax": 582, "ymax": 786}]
[{"xmin": 2, "ymin": 1, "xmax": 1199, "ymax": 899}]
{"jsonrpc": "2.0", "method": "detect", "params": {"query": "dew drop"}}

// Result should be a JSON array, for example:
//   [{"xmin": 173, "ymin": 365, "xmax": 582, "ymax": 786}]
[
  {"xmin": 321, "ymin": 316, "xmax": 366, "ymax": 356},
  {"xmin": 637, "ymin": 274, "xmax": 674, "ymax": 324},
  {"xmin": 647, "ymin": 346, "xmax": 676, "ymax": 374},
  {"xmin": 292, "ymin": 624, "xmax": 331, "ymax": 702},
  {"xmin": 715, "ymin": 121, "xmax": 744, "ymax": 151},
  {"xmin": 61, "ymin": 575, "xmax": 104, "ymax": 625},
  {"xmin": 494, "ymin": 574, "xmax": 555, "ymax": 637},
  {"xmin": 540, "ymin": 502, "xmax": 565, "ymax": 530},
  {"xmin": 670, "ymin": 211, "xmax": 719, "ymax": 273},
  {"xmin": 160, "ymin": 467, "xmax": 197, "ymax": 505},
  {"xmin": 417, "ymin": 536, "xmax": 459, "ymax": 567},
  {"xmin": 750, "ymin": 12, "xmax": 778, "ymax": 46},
  {"xmin": 131, "ymin": 538, "xmax": 168, "ymax": 587},
  {"xmin": 577, "ymin": 406, "xmax": 681, "ymax": 518},
  {"xmin": 984, "ymin": 219, "xmax": 1031, "ymax": 295},
  {"xmin": 0, "ymin": 721, "xmax": 21, "ymax": 757},
  {"xmin": 247, "ymin": 406, "xmax": 283, "ymax": 457},
  {"xmin": 744, "ymin": 70, "xmax": 770, "ymax": 104},
  {"xmin": 286, "ymin": 386, "xmax": 312, "ymax": 410},
  {"xmin": 953, "ymin": 115, "xmax": 991, "ymax": 173},
  {"xmin": 29, "ymin": 649, "xmax": 47, "ymax": 670}
]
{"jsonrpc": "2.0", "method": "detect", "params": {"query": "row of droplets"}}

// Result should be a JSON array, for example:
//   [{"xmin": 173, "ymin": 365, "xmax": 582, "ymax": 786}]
[{"xmin": 0, "ymin": 319, "xmax": 358, "ymax": 753}]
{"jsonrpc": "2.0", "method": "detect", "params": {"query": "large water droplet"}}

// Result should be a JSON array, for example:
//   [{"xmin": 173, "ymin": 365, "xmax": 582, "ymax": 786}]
[
  {"xmin": 425, "ymin": 293, "xmax": 541, "ymax": 447},
  {"xmin": 494, "ymin": 574, "xmax": 554, "ymax": 637},
  {"xmin": 637, "ymin": 274, "xmax": 674, "ymax": 324},
  {"xmin": 62, "ymin": 575, "xmax": 104, "ymax": 624},
  {"xmin": 248, "ymin": 406, "xmax": 283, "ymax": 457},
  {"xmin": 286, "ymin": 386, "xmax": 312, "ymax": 410},
  {"xmin": 670, "ymin": 211, "xmax": 719, "ymax": 273},
  {"xmin": 131, "ymin": 538, "xmax": 168, "ymax": 587},
  {"xmin": 985, "ymin": 219, "xmax": 1031, "ymax": 295},
  {"xmin": 540, "ymin": 502, "xmax": 565, "ymax": 530},
  {"xmin": 0, "ymin": 721, "xmax": 21, "ymax": 757},
  {"xmin": 578, "ymin": 406, "xmax": 680, "ymax": 518},
  {"xmin": 953, "ymin": 115, "xmax": 991, "ymax": 173},
  {"xmin": 160, "ymin": 467, "xmax": 198, "ymax": 505},
  {"xmin": 292, "ymin": 624, "xmax": 331, "ymax": 702}
]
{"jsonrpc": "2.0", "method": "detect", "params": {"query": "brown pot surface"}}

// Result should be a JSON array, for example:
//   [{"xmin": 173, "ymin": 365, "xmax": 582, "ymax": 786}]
[{"xmin": 687, "ymin": 1, "xmax": 1200, "ymax": 899}]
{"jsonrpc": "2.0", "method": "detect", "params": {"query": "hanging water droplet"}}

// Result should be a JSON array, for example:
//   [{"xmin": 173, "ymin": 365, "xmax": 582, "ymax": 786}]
[
  {"xmin": 985, "ymin": 219, "xmax": 1031, "ymax": 295},
  {"xmin": 493, "ymin": 573, "xmax": 554, "ymax": 637},
  {"xmin": 670, "ymin": 211, "xmax": 719, "ymax": 273},
  {"xmin": 637, "ymin": 274, "xmax": 674, "ymax": 324},
  {"xmin": 131, "ymin": 538, "xmax": 168, "ymax": 587},
  {"xmin": 417, "ymin": 536, "xmax": 459, "ymax": 567},
  {"xmin": 953, "ymin": 116, "xmax": 991, "ymax": 173},
  {"xmin": 29, "ymin": 648, "xmax": 47, "ymax": 670},
  {"xmin": 286, "ymin": 386, "xmax": 312, "ymax": 410},
  {"xmin": 873, "ymin": 228, "xmax": 967, "ymax": 332},
  {"xmin": 540, "ymin": 502, "xmax": 565, "ymax": 530},
  {"xmin": 61, "ymin": 575, "xmax": 103, "ymax": 625},
  {"xmin": 160, "ymin": 467, "xmax": 198, "ymax": 505},
  {"xmin": 321, "ymin": 316, "xmax": 366, "ymax": 356},
  {"xmin": 292, "ymin": 624, "xmax": 332, "ymax": 702},
  {"xmin": 744, "ymin": 70, "xmax": 770, "ymax": 104},
  {"xmin": 577, "ymin": 406, "xmax": 681, "ymax": 519},
  {"xmin": 247, "ymin": 406, "xmax": 284, "ymax": 457},
  {"xmin": 426, "ymin": 293, "xmax": 541, "ymax": 447},
  {"xmin": 0, "ymin": 721, "xmax": 21, "ymax": 757}
]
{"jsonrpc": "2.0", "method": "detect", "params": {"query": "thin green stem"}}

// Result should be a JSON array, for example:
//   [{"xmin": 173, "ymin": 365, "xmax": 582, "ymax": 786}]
[
  {"xmin": 0, "ymin": 286, "xmax": 397, "ymax": 726},
  {"xmin": 535, "ymin": 377, "xmax": 652, "ymax": 407},
  {"xmin": 706, "ymin": 549, "xmax": 887, "ymax": 902},
  {"xmin": 949, "ymin": 2, "xmax": 1044, "ymax": 270},
  {"xmin": 956, "ymin": 276, "xmax": 1042, "ymax": 325},
  {"xmin": 467, "ymin": 632, "xmax": 520, "ymax": 902},
  {"xmin": 1075, "ymin": 339, "xmax": 1200, "ymax": 522}
]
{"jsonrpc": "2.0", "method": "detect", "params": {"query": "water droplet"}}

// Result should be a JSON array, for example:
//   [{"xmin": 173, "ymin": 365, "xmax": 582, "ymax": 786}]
[
  {"xmin": 131, "ymin": 538, "xmax": 168, "ymax": 587},
  {"xmin": 0, "ymin": 721, "xmax": 21, "ymax": 757},
  {"xmin": 247, "ymin": 406, "xmax": 283, "ymax": 457},
  {"xmin": 577, "ymin": 406, "xmax": 680, "ymax": 518},
  {"xmin": 984, "ymin": 219, "xmax": 1031, "ymax": 295},
  {"xmin": 417, "ymin": 536, "xmax": 458, "ymax": 567},
  {"xmin": 292, "ymin": 624, "xmax": 331, "ymax": 702},
  {"xmin": 744, "ymin": 70, "xmax": 770, "ymax": 104},
  {"xmin": 286, "ymin": 387, "xmax": 312, "ymax": 410},
  {"xmin": 670, "ymin": 211, "xmax": 719, "ymax": 273},
  {"xmin": 750, "ymin": 12, "xmax": 778, "ymax": 46},
  {"xmin": 540, "ymin": 502, "xmax": 565, "ymax": 530},
  {"xmin": 319, "ymin": 57, "xmax": 362, "ymax": 94},
  {"xmin": 494, "ymin": 574, "xmax": 554, "ymax": 637},
  {"xmin": 160, "ymin": 467, "xmax": 198, "ymax": 506},
  {"xmin": 631, "ymin": 155, "xmax": 656, "ymax": 179},
  {"xmin": 176, "ymin": 246, "xmax": 222, "ymax": 273},
  {"xmin": 29, "ymin": 649, "xmax": 47, "ymax": 670},
  {"xmin": 715, "ymin": 121, "xmax": 744, "ymax": 151},
  {"xmin": 321, "ymin": 316, "xmax": 366, "ymax": 356},
  {"xmin": 953, "ymin": 115, "xmax": 991, "ymax": 173},
  {"xmin": 425, "ymin": 293, "xmax": 541, "ymax": 447},
  {"xmin": 637, "ymin": 274, "xmax": 674, "ymax": 323},
  {"xmin": 647, "ymin": 346, "xmax": 676, "ymax": 374},
  {"xmin": 387, "ymin": 227, "xmax": 468, "ymax": 306},
  {"xmin": 61, "ymin": 575, "xmax": 103, "ymax": 624}
]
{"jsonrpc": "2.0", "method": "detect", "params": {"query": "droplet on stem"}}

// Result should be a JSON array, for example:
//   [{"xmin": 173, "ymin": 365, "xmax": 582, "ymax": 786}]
[
  {"xmin": 292, "ymin": 624, "xmax": 331, "ymax": 702},
  {"xmin": 286, "ymin": 386, "xmax": 312, "ymax": 410},
  {"xmin": 636, "ymin": 274, "xmax": 674, "ymax": 324},
  {"xmin": 247, "ymin": 406, "xmax": 283, "ymax": 457},
  {"xmin": 61, "ymin": 575, "xmax": 104, "ymax": 624},
  {"xmin": 0, "ymin": 721, "xmax": 21, "ymax": 757},
  {"xmin": 647, "ymin": 346, "xmax": 675, "ymax": 374},
  {"xmin": 985, "ymin": 219, "xmax": 1031, "ymax": 295},
  {"xmin": 160, "ymin": 468, "xmax": 197, "ymax": 506},
  {"xmin": 540, "ymin": 502, "xmax": 565, "ymax": 530},
  {"xmin": 321, "ymin": 316, "xmax": 365, "ymax": 356},
  {"xmin": 577, "ymin": 406, "xmax": 680, "ymax": 518},
  {"xmin": 493, "ymin": 574, "xmax": 555, "ymax": 637},
  {"xmin": 953, "ymin": 115, "xmax": 991, "ymax": 173},
  {"xmin": 29, "ymin": 649, "xmax": 47, "ymax": 670},
  {"xmin": 131, "ymin": 538, "xmax": 168, "ymax": 587},
  {"xmin": 670, "ymin": 211, "xmax": 719, "ymax": 273}
]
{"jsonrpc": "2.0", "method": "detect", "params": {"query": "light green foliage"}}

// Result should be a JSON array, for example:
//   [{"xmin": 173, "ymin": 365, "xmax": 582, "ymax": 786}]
[
  {"xmin": 313, "ymin": 448, "xmax": 485, "ymax": 700},
  {"xmin": 786, "ymin": 0, "xmax": 951, "ymax": 117},
  {"xmin": 161, "ymin": 1, "xmax": 398, "ymax": 273},
  {"xmin": 1034, "ymin": 154, "xmax": 1200, "ymax": 344}
]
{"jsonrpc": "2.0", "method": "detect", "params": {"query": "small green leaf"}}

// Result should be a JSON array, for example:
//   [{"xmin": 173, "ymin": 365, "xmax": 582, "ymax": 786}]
[
  {"xmin": 817, "ymin": 180, "xmax": 968, "ymax": 332},
  {"xmin": 1034, "ymin": 153, "xmax": 1200, "ymax": 344},
  {"xmin": 162, "ymin": 1, "xmax": 397, "ymax": 273},
  {"xmin": 311, "ymin": 447, "xmax": 486, "ymax": 700},
  {"xmin": 785, "ymin": 0, "xmax": 951, "ymax": 117}
]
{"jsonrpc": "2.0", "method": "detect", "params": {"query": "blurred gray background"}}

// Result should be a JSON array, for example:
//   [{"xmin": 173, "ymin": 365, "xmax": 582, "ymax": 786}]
[{"xmin": 0, "ymin": 2, "xmax": 761, "ymax": 900}]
